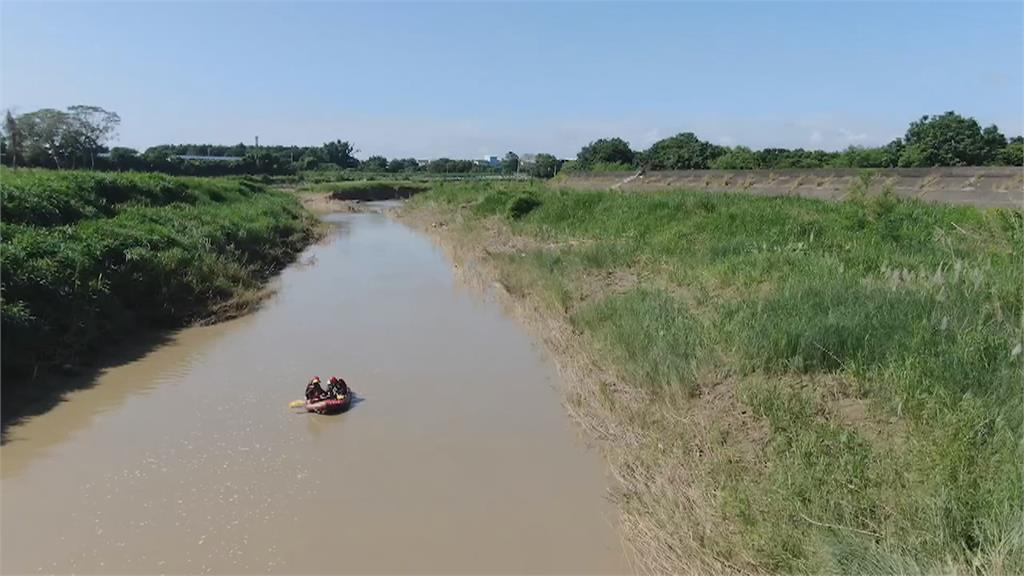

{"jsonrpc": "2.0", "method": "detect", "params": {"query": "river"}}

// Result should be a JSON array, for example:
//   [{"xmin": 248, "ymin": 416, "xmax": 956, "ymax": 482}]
[{"xmin": 1, "ymin": 210, "xmax": 628, "ymax": 574}]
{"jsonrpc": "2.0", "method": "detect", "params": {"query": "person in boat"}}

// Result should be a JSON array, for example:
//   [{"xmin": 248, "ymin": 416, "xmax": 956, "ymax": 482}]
[
  {"xmin": 305, "ymin": 376, "xmax": 327, "ymax": 402},
  {"xmin": 326, "ymin": 376, "xmax": 349, "ymax": 398}
]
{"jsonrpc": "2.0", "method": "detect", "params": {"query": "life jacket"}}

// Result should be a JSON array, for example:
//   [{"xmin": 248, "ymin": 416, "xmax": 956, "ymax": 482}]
[
  {"xmin": 305, "ymin": 382, "xmax": 325, "ymax": 401},
  {"xmin": 328, "ymin": 378, "xmax": 348, "ymax": 397}
]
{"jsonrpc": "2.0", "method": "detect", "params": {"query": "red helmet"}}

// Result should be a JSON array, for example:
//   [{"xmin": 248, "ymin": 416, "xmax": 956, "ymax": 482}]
[
  {"xmin": 310, "ymin": 376, "xmax": 321, "ymax": 384},
  {"xmin": 329, "ymin": 376, "xmax": 339, "ymax": 384}
]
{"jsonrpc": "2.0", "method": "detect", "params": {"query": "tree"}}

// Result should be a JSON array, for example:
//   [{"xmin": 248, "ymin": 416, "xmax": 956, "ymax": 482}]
[
  {"xmin": 710, "ymin": 146, "xmax": 758, "ymax": 169},
  {"xmin": 362, "ymin": 155, "xmax": 388, "ymax": 171},
  {"xmin": 3, "ymin": 110, "xmax": 20, "ymax": 167},
  {"xmin": 67, "ymin": 105, "xmax": 120, "ymax": 168},
  {"xmin": 880, "ymin": 138, "xmax": 904, "ymax": 168},
  {"xmin": 8, "ymin": 106, "xmax": 120, "ymax": 169},
  {"xmin": 107, "ymin": 147, "xmax": 141, "ymax": 171},
  {"xmin": 529, "ymin": 153, "xmax": 560, "ymax": 178},
  {"xmin": 999, "ymin": 136, "xmax": 1023, "ymax": 166},
  {"xmin": 576, "ymin": 137, "xmax": 635, "ymax": 168},
  {"xmin": 501, "ymin": 151, "xmax": 520, "ymax": 174},
  {"xmin": 644, "ymin": 132, "xmax": 725, "ymax": 170},
  {"xmin": 15, "ymin": 109, "xmax": 76, "ymax": 168},
  {"xmin": 832, "ymin": 145, "xmax": 890, "ymax": 168},
  {"xmin": 426, "ymin": 158, "xmax": 452, "ymax": 174},
  {"xmin": 225, "ymin": 142, "xmax": 248, "ymax": 157},
  {"xmin": 387, "ymin": 158, "xmax": 419, "ymax": 173},
  {"xmin": 297, "ymin": 153, "xmax": 321, "ymax": 171},
  {"xmin": 981, "ymin": 124, "xmax": 1008, "ymax": 165},
  {"xmin": 899, "ymin": 111, "xmax": 992, "ymax": 167},
  {"xmin": 321, "ymin": 140, "xmax": 358, "ymax": 168}
]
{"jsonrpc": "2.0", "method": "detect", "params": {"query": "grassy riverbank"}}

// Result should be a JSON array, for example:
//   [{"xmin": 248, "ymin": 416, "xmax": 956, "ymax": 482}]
[
  {"xmin": 403, "ymin": 182, "xmax": 1023, "ymax": 574},
  {"xmin": 1, "ymin": 169, "xmax": 317, "ymax": 420}
]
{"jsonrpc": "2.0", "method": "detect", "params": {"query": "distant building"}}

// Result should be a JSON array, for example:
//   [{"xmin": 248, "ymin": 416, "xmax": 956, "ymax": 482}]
[{"xmin": 483, "ymin": 155, "xmax": 499, "ymax": 167}]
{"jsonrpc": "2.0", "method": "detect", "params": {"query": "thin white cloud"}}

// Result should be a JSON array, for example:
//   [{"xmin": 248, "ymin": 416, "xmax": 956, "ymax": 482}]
[{"xmin": 839, "ymin": 128, "xmax": 868, "ymax": 142}]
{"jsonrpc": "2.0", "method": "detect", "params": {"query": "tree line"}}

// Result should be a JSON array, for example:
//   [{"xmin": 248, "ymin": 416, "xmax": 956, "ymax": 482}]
[
  {"xmin": 2, "ymin": 107, "xmax": 1020, "ymax": 178},
  {"xmin": 0, "ymin": 106, "xmax": 558, "ymax": 178},
  {"xmin": 571, "ymin": 111, "xmax": 1022, "ymax": 172}
]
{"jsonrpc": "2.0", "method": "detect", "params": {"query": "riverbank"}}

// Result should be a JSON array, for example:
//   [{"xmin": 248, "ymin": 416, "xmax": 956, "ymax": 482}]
[
  {"xmin": 1, "ymin": 169, "xmax": 318, "ymax": 428},
  {"xmin": 400, "ymin": 181, "xmax": 1023, "ymax": 574}
]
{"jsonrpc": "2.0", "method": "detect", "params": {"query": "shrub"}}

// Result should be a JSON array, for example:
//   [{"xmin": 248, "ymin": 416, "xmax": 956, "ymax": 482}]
[
  {"xmin": 506, "ymin": 193, "xmax": 541, "ymax": 219},
  {"xmin": 0, "ymin": 168, "xmax": 314, "ymax": 381}
]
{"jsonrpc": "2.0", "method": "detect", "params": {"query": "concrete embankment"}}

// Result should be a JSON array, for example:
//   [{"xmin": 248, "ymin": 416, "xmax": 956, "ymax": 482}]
[{"xmin": 557, "ymin": 167, "xmax": 1023, "ymax": 209}]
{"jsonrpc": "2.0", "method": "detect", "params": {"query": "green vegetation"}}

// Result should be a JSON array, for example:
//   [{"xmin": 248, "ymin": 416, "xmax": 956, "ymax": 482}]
[
  {"xmin": 407, "ymin": 182, "xmax": 1023, "ymax": 573},
  {"xmin": 5, "ymin": 107, "xmax": 1018, "ymax": 182},
  {"xmin": 1, "ymin": 169, "xmax": 316, "ymax": 386},
  {"xmin": 900, "ymin": 111, "xmax": 1011, "ymax": 167},
  {"xmin": 0, "ymin": 107, "xmax": 543, "ymax": 177},
  {"xmin": 574, "ymin": 137, "xmax": 637, "ymax": 169},
  {"xmin": 645, "ymin": 132, "xmax": 723, "ymax": 170},
  {"xmin": 2, "ymin": 106, "xmax": 121, "ymax": 170},
  {"xmin": 573, "ymin": 111, "xmax": 1021, "ymax": 171}
]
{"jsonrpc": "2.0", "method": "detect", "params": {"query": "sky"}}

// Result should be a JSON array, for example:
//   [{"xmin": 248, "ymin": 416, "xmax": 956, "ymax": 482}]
[{"xmin": 2, "ymin": 1, "xmax": 1021, "ymax": 159}]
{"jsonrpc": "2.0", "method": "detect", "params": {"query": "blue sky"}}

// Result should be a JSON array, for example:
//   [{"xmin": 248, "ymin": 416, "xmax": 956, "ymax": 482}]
[{"xmin": 2, "ymin": 1, "xmax": 1021, "ymax": 159}]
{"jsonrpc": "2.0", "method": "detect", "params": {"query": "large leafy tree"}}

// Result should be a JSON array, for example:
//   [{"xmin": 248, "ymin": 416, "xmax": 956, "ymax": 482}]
[
  {"xmin": 999, "ymin": 136, "xmax": 1023, "ymax": 167},
  {"xmin": 321, "ymin": 140, "xmax": 358, "ymax": 168},
  {"xmin": 644, "ymin": 132, "xmax": 725, "ymax": 169},
  {"xmin": 107, "ymin": 147, "xmax": 142, "ymax": 171},
  {"xmin": 362, "ymin": 155, "xmax": 388, "ymax": 171},
  {"xmin": 710, "ymin": 146, "xmax": 758, "ymax": 169},
  {"xmin": 67, "ymin": 105, "xmax": 120, "ymax": 168},
  {"xmin": 981, "ymin": 124, "xmax": 1008, "ymax": 164},
  {"xmin": 501, "ymin": 151, "xmax": 520, "ymax": 174},
  {"xmin": 15, "ymin": 108, "xmax": 75, "ymax": 168},
  {"xmin": 6, "ymin": 105, "xmax": 120, "ymax": 169},
  {"xmin": 899, "ymin": 111, "xmax": 995, "ymax": 167},
  {"xmin": 576, "ymin": 137, "xmax": 635, "ymax": 168},
  {"xmin": 529, "ymin": 153, "xmax": 560, "ymax": 178},
  {"xmin": 387, "ymin": 158, "xmax": 419, "ymax": 173}
]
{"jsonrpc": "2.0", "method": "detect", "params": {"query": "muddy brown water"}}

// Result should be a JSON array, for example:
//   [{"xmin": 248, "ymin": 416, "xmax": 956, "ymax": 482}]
[{"xmin": 1, "ymin": 211, "xmax": 628, "ymax": 574}]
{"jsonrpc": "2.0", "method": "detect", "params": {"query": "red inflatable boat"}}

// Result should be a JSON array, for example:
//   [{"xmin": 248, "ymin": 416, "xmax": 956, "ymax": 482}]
[{"xmin": 305, "ymin": 394, "xmax": 352, "ymax": 414}]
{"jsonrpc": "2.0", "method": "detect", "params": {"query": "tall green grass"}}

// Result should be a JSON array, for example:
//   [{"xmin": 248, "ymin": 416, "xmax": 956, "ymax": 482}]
[
  {"xmin": 1, "ymin": 169, "xmax": 315, "ymax": 383},
  {"xmin": 409, "ymin": 182, "xmax": 1023, "ymax": 572}
]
